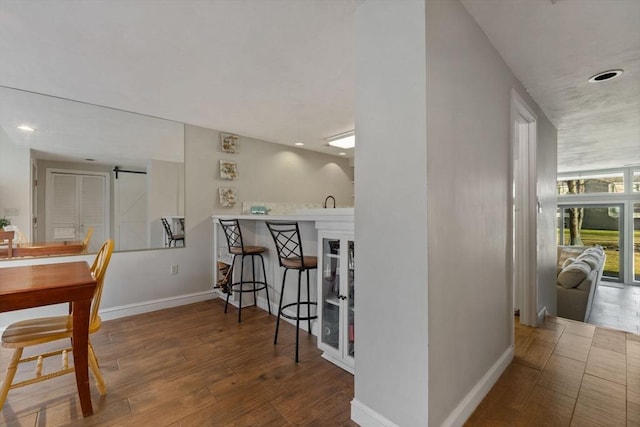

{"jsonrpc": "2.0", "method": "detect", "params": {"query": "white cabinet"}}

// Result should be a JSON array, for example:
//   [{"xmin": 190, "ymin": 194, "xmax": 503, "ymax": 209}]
[{"xmin": 317, "ymin": 231, "xmax": 354, "ymax": 373}]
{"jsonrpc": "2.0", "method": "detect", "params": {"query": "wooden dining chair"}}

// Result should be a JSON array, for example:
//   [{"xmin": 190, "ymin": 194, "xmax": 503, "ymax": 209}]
[
  {"xmin": 0, "ymin": 239, "xmax": 115, "ymax": 408},
  {"xmin": 82, "ymin": 227, "xmax": 94, "ymax": 253},
  {"xmin": 0, "ymin": 230, "xmax": 14, "ymax": 258}
]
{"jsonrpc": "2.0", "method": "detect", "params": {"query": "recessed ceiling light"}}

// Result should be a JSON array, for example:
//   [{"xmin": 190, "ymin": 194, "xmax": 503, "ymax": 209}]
[
  {"xmin": 295, "ymin": 142, "xmax": 304, "ymax": 146},
  {"xmin": 17, "ymin": 125, "xmax": 35, "ymax": 132},
  {"xmin": 339, "ymin": 152, "xmax": 347, "ymax": 156},
  {"xmin": 85, "ymin": 158, "xmax": 96, "ymax": 162},
  {"xmin": 588, "ymin": 69, "xmax": 623, "ymax": 83},
  {"xmin": 327, "ymin": 131, "xmax": 355, "ymax": 149}
]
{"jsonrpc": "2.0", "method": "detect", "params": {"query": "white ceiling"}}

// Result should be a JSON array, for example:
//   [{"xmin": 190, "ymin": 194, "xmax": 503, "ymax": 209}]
[
  {"xmin": 461, "ymin": 0, "xmax": 640, "ymax": 173},
  {"xmin": 0, "ymin": 86, "xmax": 184, "ymax": 169},
  {"xmin": 0, "ymin": 0, "xmax": 638, "ymax": 172}
]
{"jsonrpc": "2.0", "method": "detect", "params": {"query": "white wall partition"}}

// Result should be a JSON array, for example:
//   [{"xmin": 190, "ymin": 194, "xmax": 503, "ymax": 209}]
[
  {"xmin": 353, "ymin": 1, "xmax": 558, "ymax": 426},
  {"xmin": 353, "ymin": 1, "xmax": 429, "ymax": 425},
  {"xmin": 0, "ymin": 129, "xmax": 31, "ymax": 240}
]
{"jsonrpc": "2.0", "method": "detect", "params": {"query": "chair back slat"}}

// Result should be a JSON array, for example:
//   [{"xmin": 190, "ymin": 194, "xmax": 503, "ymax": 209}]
[
  {"xmin": 265, "ymin": 222, "xmax": 304, "ymax": 266},
  {"xmin": 219, "ymin": 219, "xmax": 244, "ymax": 251},
  {"xmin": 82, "ymin": 227, "xmax": 94, "ymax": 252},
  {"xmin": 88, "ymin": 240, "xmax": 114, "ymax": 328}
]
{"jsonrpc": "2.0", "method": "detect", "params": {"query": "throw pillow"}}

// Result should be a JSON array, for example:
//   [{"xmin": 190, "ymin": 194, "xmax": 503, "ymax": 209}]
[
  {"xmin": 562, "ymin": 257, "xmax": 576, "ymax": 268},
  {"xmin": 558, "ymin": 247, "xmax": 585, "ymax": 267},
  {"xmin": 557, "ymin": 261, "xmax": 591, "ymax": 289}
]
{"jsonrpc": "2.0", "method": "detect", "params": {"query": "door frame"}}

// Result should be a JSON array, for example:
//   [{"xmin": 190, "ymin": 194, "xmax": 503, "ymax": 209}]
[
  {"xmin": 31, "ymin": 158, "xmax": 38, "ymax": 242},
  {"xmin": 511, "ymin": 89, "xmax": 538, "ymax": 327}
]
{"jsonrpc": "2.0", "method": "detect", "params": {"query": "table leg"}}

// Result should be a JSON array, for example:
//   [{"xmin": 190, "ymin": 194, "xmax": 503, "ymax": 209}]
[{"xmin": 72, "ymin": 299, "xmax": 93, "ymax": 417}]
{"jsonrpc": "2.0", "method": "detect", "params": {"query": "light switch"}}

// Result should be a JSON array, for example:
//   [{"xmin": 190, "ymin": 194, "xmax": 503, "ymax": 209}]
[{"xmin": 4, "ymin": 208, "xmax": 19, "ymax": 216}]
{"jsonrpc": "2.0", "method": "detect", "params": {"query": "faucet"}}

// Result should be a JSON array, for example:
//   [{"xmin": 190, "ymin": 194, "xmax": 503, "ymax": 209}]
[{"xmin": 323, "ymin": 195, "xmax": 336, "ymax": 209}]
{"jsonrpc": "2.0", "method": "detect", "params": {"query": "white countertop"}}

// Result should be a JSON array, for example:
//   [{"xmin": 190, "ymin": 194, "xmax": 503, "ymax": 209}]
[{"xmin": 212, "ymin": 208, "xmax": 353, "ymax": 223}]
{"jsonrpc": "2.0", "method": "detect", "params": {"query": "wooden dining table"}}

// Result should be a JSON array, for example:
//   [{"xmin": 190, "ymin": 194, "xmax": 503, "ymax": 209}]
[
  {"xmin": 0, "ymin": 240, "xmax": 85, "ymax": 259},
  {"xmin": 0, "ymin": 262, "xmax": 97, "ymax": 416}
]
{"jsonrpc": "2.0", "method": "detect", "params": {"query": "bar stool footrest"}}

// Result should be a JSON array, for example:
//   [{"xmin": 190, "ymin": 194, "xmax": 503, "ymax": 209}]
[
  {"xmin": 280, "ymin": 301, "xmax": 318, "ymax": 321},
  {"xmin": 228, "ymin": 281, "xmax": 269, "ymax": 293}
]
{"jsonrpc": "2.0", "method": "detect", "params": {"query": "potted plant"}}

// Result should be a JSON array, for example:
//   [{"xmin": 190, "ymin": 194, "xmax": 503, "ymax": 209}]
[{"xmin": 0, "ymin": 217, "xmax": 11, "ymax": 230}]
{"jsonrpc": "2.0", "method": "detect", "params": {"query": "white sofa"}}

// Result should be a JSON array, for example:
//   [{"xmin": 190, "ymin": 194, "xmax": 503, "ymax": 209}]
[{"xmin": 556, "ymin": 245, "xmax": 606, "ymax": 322}]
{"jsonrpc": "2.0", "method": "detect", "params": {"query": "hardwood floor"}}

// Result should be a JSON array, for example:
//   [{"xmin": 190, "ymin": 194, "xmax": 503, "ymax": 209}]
[
  {"xmin": 467, "ymin": 316, "xmax": 640, "ymax": 426},
  {"xmin": 3, "ymin": 299, "xmax": 639, "ymax": 426},
  {"xmin": 0, "ymin": 299, "xmax": 356, "ymax": 426}
]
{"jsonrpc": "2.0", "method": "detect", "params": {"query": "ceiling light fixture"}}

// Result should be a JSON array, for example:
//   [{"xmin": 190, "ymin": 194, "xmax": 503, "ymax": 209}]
[
  {"xmin": 17, "ymin": 125, "xmax": 35, "ymax": 132},
  {"xmin": 588, "ymin": 69, "xmax": 623, "ymax": 83},
  {"xmin": 339, "ymin": 152, "xmax": 347, "ymax": 156},
  {"xmin": 295, "ymin": 142, "xmax": 304, "ymax": 146},
  {"xmin": 327, "ymin": 131, "xmax": 355, "ymax": 149}
]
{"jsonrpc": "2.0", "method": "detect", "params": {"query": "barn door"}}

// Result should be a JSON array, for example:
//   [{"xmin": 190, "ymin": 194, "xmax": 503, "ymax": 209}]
[{"xmin": 114, "ymin": 171, "xmax": 148, "ymax": 251}]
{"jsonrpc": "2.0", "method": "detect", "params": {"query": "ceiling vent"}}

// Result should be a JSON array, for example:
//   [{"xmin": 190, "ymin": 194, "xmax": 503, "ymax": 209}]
[{"xmin": 588, "ymin": 69, "xmax": 623, "ymax": 83}]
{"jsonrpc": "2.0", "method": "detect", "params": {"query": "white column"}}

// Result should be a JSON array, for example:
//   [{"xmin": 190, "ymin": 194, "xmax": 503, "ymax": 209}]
[{"xmin": 352, "ymin": 1, "xmax": 429, "ymax": 425}]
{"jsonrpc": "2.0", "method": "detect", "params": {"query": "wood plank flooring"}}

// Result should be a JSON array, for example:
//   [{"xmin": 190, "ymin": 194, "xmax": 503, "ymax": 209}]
[
  {"xmin": 3, "ymin": 299, "xmax": 639, "ymax": 426},
  {"xmin": 467, "ymin": 316, "xmax": 640, "ymax": 426},
  {"xmin": 0, "ymin": 299, "xmax": 356, "ymax": 427}
]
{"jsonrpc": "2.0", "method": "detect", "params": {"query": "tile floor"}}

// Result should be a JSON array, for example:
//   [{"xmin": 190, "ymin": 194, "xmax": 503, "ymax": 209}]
[
  {"xmin": 466, "ymin": 316, "xmax": 640, "ymax": 426},
  {"xmin": 588, "ymin": 284, "xmax": 640, "ymax": 334}
]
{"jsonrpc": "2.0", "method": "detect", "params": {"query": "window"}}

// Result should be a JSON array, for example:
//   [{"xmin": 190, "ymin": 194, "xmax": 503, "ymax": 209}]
[
  {"xmin": 557, "ymin": 205, "xmax": 623, "ymax": 281},
  {"xmin": 557, "ymin": 172, "xmax": 624, "ymax": 195},
  {"xmin": 635, "ymin": 202, "xmax": 640, "ymax": 281},
  {"xmin": 557, "ymin": 167, "xmax": 640, "ymax": 285}
]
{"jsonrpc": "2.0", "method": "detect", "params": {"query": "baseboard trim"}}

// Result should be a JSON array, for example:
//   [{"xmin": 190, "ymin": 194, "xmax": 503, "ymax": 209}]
[
  {"xmin": 537, "ymin": 306, "xmax": 547, "ymax": 326},
  {"xmin": 351, "ymin": 399, "xmax": 399, "ymax": 427},
  {"xmin": 440, "ymin": 345, "xmax": 514, "ymax": 427},
  {"xmin": 100, "ymin": 290, "xmax": 217, "ymax": 321}
]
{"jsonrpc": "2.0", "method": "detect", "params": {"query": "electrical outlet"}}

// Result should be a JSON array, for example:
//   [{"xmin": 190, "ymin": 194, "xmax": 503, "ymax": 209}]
[{"xmin": 170, "ymin": 264, "xmax": 178, "ymax": 275}]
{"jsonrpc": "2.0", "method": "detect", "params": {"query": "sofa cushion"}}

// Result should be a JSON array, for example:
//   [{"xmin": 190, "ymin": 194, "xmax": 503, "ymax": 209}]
[
  {"xmin": 576, "ymin": 253, "xmax": 600, "ymax": 269},
  {"xmin": 558, "ymin": 261, "xmax": 592, "ymax": 289},
  {"xmin": 562, "ymin": 257, "xmax": 576, "ymax": 268}
]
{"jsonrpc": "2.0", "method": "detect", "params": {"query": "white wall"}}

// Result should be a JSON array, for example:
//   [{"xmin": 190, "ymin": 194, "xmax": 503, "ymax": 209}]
[
  {"xmin": 0, "ymin": 123, "xmax": 354, "ymax": 329},
  {"xmin": 353, "ymin": 1, "xmax": 429, "ymax": 426},
  {"xmin": 211, "ymin": 132, "xmax": 354, "ymax": 214},
  {"xmin": 353, "ymin": 0, "xmax": 557, "ymax": 426},
  {"xmin": 426, "ymin": 1, "xmax": 557, "ymax": 425},
  {"xmin": 0, "ymin": 128, "xmax": 31, "ymax": 238}
]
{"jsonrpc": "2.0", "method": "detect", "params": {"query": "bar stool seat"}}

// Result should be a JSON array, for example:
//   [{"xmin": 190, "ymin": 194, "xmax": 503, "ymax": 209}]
[
  {"xmin": 266, "ymin": 221, "xmax": 318, "ymax": 363},
  {"xmin": 229, "ymin": 245, "xmax": 265, "ymax": 255},
  {"xmin": 219, "ymin": 219, "xmax": 271, "ymax": 322}
]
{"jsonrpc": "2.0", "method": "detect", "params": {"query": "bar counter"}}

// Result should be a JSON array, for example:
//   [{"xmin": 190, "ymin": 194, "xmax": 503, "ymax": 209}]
[{"xmin": 211, "ymin": 208, "xmax": 354, "ymax": 329}]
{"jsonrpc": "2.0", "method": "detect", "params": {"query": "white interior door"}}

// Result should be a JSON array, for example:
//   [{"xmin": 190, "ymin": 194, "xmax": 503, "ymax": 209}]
[
  {"xmin": 114, "ymin": 172, "xmax": 148, "ymax": 251},
  {"xmin": 45, "ymin": 169, "xmax": 109, "ymax": 253}
]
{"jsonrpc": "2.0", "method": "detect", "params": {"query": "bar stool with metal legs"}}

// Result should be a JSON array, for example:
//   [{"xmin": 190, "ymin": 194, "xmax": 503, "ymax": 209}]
[
  {"xmin": 219, "ymin": 219, "xmax": 271, "ymax": 322},
  {"xmin": 266, "ymin": 221, "xmax": 318, "ymax": 363}
]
